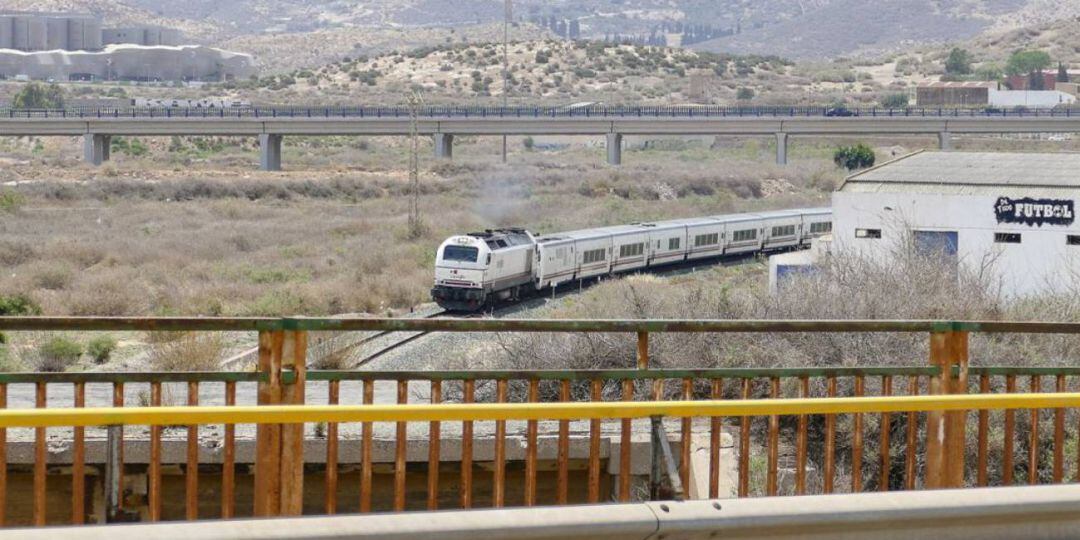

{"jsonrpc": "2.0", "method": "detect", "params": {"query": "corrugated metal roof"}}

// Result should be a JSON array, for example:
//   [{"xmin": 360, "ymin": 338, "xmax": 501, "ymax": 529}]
[{"xmin": 840, "ymin": 151, "xmax": 1080, "ymax": 194}]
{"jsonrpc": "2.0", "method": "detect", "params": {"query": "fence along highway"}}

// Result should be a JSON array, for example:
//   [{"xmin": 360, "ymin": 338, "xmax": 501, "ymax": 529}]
[{"xmin": 3, "ymin": 105, "xmax": 1080, "ymax": 168}]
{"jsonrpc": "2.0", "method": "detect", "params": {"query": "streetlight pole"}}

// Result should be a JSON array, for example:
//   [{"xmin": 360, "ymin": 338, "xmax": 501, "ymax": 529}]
[{"xmin": 502, "ymin": 0, "xmax": 511, "ymax": 164}]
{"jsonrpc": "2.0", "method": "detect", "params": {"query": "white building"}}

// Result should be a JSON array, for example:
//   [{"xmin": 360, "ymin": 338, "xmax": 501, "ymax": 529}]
[
  {"xmin": 988, "ymin": 89, "xmax": 1076, "ymax": 108},
  {"xmin": 831, "ymin": 151, "xmax": 1080, "ymax": 297}
]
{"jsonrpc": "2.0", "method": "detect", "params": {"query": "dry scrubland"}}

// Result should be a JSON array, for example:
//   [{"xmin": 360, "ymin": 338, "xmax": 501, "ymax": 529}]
[{"xmin": 1, "ymin": 134, "xmax": 851, "ymax": 319}]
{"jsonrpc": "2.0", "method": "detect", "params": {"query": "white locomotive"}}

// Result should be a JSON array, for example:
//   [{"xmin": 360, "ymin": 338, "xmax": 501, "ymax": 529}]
[{"xmin": 432, "ymin": 207, "xmax": 832, "ymax": 311}]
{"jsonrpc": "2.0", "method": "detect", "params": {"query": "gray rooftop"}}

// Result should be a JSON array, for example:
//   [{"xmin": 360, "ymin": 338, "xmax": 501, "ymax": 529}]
[{"xmin": 840, "ymin": 151, "xmax": 1080, "ymax": 195}]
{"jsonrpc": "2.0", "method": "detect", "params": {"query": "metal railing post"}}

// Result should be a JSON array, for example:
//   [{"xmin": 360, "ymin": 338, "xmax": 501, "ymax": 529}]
[
  {"xmin": 254, "ymin": 328, "xmax": 308, "ymax": 517},
  {"xmin": 925, "ymin": 327, "xmax": 969, "ymax": 489}
]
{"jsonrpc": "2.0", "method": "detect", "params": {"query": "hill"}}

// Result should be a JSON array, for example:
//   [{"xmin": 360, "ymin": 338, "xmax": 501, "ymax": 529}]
[{"xmin": 219, "ymin": 40, "xmax": 804, "ymax": 106}]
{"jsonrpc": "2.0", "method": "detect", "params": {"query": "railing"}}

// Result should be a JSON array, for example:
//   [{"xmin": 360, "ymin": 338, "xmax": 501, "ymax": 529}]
[
  {"xmin": 2, "ymin": 317, "xmax": 1080, "ymax": 527},
  {"xmin": 1, "ymin": 105, "xmax": 1078, "ymax": 120}
]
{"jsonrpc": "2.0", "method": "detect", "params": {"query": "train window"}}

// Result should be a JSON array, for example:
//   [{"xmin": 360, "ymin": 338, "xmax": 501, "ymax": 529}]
[
  {"xmin": 583, "ymin": 249, "xmax": 606, "ymax": 264},
  {"xmin": 771, "ymin": 225, "xmax": 796, "ymax": 237},
  {"xmin": 694, "ymin": 233, "xmax": 718, "ymax": 247},
  {"xmin": 1068, "ymin": 235, "xmax": 1080, "ymax": 246},
  {"xmin": 442, "ymin": 245, "xmax": 479, "ymax": 262},
  {"xmin": 810, "ymin": 222, "xmax": 833, "ymax": 234},
  {"xmin": 855, "ymin": 229, "xmax": 882, "ymax": 239},
  {"xmin": 731, "ymin": 229, "xmax": 757, "ymax": 242},
  {"xmin": 994, "ymin": 233, "xmax": 1021, "ymax": 244},
  {"xmin": 619, "ymin": 243, "xmax": 644, "ymax": 258},
  {"xmin": 668, "ymin": 238, "xmax": 681, "ymax": 250}
]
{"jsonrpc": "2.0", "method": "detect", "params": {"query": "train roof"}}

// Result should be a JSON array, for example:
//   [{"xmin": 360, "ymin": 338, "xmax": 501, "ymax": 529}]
[
  {"xmin": 466, "ymin": 228, "xmax": 534, "ymax": 250},
  {"xmin": 534, "ymin": 208, "xmax": 834, "ymax": 244}
]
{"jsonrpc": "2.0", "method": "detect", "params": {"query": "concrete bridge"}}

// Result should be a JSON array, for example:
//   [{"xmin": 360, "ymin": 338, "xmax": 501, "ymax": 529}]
[{"xmin": 2, "ymin": 106, "xmax": 1080, "ymax": 169}]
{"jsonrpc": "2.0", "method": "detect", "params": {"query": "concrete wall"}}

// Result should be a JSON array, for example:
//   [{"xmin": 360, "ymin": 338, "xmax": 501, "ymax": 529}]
[{"xmin": 832, "ymin": 190, "xmax": 1080, "ymax": 296}]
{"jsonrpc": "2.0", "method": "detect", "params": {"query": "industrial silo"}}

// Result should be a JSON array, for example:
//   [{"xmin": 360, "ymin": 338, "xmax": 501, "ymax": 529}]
[
  {"xmin": 12, "ymin": 16, "xmax": 29, "ymax": 50},
  {"xmin": 160, "ymin": 28, "xmax": 182, "ymax": 46},
  {"xmin": 15, "ymin": 16, "xmax": 48, "ymax": 51},
  {"xmin": 83, "ymin": 18, "xmax": 102, "ymax": 50},
  {"xmin": 143, "ymin": 27, "xmax": 161, "ymax": 46},
  {"xmin": 0, "ymin": 16, "xmax": 14, "ymax": 50},
  {"xmin": 46, "ymin": 17, "xmax": 68, "ymax": 50},
  {"xmin": 67, "ymin": 17, "xmax": 84, "ymax": 50}
]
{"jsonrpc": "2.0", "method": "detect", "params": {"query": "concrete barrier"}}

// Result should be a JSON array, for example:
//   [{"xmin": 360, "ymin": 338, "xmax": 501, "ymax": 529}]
[{"xmin": 9, "ymin": 485, "xmax": 1080, "ymax": 539}]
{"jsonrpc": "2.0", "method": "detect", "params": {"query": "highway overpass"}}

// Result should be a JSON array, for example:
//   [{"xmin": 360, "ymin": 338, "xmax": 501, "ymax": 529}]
[{"xmin": 2, "ymin": 106, "xmax": 1079, "ymax": 169}]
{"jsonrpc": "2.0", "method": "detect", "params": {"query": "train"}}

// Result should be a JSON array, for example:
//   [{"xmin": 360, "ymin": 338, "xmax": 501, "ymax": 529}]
[{"xmin": 431, "ymin": 207, "xmax": 833, "ymax": 311}]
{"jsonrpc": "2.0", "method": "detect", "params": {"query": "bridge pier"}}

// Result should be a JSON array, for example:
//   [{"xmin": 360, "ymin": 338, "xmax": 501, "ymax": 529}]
[
  {"xmin": 606, "ymin": 133, "xmax": 623, "ymax": 166},
  {"xmin": 82, "ymin": 134, "xmax": 111, "ymax": 166},
  {"xmin": 434, "ymin": 133, "xmax": 453, "ymax": 159},
  {"xmin": 259, "ymin": 134, "xmax": 283, "ymax": 171},
  {"xmin": 775, "ymin": 133, "xmax": 788, "ymax": 165},
  {"xmin": 938, "ymin": 132, "xmax": 952, "ymax": 151}
]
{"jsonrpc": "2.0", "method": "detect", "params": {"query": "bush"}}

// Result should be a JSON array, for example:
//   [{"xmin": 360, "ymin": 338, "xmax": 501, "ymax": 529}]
[
  {"xmin": 833, "ymin": 143, "xmax": 876, "ymax": 171},
  {"xmin": 523, "ymin": 136, "xmax": 535, "ymax": 150},
  {"xmin": 87, "ymin": 335, "xmax": 118, "ymax": 364},
  {"xmin": 879, "ymin": 93, "xmax": 909, "ymax": 108},
  {"xmin": 0, "ymin": 294, "xmax": 41, "ymax": 316},
  {"xmin": 12, "ymin": 82, "xmax": 64, "ymax": 109},
  {"xmin": 736, "ymin": 87, "xmax": 755, "ymax": 100},
  {"xmin": 149, "ymin": 332, "xmax": 225, "ymax": 371},
  {"xmin": 32, "ymin": 336, "xmax": 82, "ymax": 372},
  {"xmin": 0, "ymin": 190, "xmax": 24, "ymax": 213}
]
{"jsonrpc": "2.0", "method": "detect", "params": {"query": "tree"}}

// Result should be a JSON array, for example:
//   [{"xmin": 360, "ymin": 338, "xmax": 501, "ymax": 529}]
[
  {"xmin": 880, "ymin": 93, "xmax": 909, "ymax": 108},
  {"xmin": 1057, "ymin": 62, "xmax": 1070, "ymax": 83},
  {"xmin": 736, "ymin": 87, "xmax": 754, "ymax": 100},
  {"xmin": 1005, "ymin": 50, "xmax": 1051, "ymax": 76},
  {"xmin": 944, "ymin": 47, "xmax": 972, "ymax": 76},
  {"xmin": 974, "ymin": 63, "xmax": 1003, "ymax": 82},
  {"xmin": 12, "ymin": 82, "xmax": 65, "ymax": 109},
  {"xmin": 833, "ymin": 144, "xmax": 875, "ymax": 171}
]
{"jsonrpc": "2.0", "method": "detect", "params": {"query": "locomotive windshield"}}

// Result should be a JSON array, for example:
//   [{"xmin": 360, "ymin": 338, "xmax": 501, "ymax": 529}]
[{"xmin": 442, "ymin": 245, "xmax": 479, "ymax": 263}]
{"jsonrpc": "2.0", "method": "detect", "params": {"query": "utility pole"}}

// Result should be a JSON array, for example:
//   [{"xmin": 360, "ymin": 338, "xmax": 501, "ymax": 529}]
[
  {"xmin": 407, "ymin": 91, "xmax": 425, "ymax": 239},
  {"xmin": 502, "ymin": 0, "xmax": 511, "ymax": 164}
]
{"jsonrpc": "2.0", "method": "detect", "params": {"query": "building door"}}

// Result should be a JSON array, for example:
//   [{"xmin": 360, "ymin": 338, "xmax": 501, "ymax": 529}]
[{"xmin": 913, "ymin": 230, "xmax": 959, "ymax": 270}]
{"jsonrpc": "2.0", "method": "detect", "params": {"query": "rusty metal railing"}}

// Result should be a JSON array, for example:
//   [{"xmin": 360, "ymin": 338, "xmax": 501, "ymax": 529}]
[{"xmin": 1, "ymin": 317, "xmax": 1080, "ymax": 527}]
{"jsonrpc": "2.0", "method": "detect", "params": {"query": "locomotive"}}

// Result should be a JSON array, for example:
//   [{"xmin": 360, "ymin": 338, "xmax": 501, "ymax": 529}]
[{"xmin": 432, "ymin": 208, "xmax": 832, "ymax": 311}]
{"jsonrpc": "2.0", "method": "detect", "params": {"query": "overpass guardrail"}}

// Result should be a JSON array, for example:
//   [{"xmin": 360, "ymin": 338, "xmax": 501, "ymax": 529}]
[
  {"xmin": 2, "ymin": 105, "xmax": 1079, "ymax": 120},
  {"xmin": 1, "ymin": 317, "xmax": 1080, "ymax": 527}
]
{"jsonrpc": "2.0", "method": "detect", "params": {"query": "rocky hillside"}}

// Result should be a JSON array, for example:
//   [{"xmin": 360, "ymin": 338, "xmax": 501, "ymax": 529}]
[
  {"xmin": 220, "ymin": 23, "xmax": 551, "ymax": 73},
  {"xmin": 220, "ymin": 40, "xmax": 802, "ymax": 106}
]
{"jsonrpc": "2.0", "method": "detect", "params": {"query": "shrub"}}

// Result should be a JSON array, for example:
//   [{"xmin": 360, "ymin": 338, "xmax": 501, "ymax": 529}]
[
  {"xmin": 879, "ymin": 93, "xmax": 909, "ymax": 108},
  {"xmin": 523, "ymin": 136, "xmax": 535, "ymax": 150},
  {"xmin": 87, "ymin": 335, "xmax": 118, "ymax": 364},
  {"xmin": 833, "ymin": 143, "xmax": 876, "ymax": 171},
  {"xmin": 149, "ymin": 332, "xmax": 225, "ymax": 371},
  {"xmin": 32, "ymin": 336, "xmax": 82, "ymax": 372},
  {"xmin": 736, "ymin": 87, "xmax": 755, "ymax": 100},
  {"xmin": 0, "ymin": 190, "xmax": 24, "ymax": 213},
  {"xmin": 0, "ymin": 294, "xmax": 41, "ymax": 316}
]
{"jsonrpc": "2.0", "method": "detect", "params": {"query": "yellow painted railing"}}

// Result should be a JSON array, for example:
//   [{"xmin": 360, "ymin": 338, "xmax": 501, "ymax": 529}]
[{"xmin": 2, "ymin": 393, "xmax": 1077, "ymax": 427}]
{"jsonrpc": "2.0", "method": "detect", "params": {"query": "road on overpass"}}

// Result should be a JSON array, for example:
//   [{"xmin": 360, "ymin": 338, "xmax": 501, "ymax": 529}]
[{"xmin": 2, "ymin": 105, "xmax": 1078, "ymax": 169}]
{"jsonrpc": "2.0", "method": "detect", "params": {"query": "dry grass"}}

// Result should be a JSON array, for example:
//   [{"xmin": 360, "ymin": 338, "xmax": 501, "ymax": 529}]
[
  {"xmin": 147, "ymin": 332, "xmax": 228, "ymax": 372},
  {"xmin": 0, "ymin": 136, "xmax": 842, "ymax": 318}
]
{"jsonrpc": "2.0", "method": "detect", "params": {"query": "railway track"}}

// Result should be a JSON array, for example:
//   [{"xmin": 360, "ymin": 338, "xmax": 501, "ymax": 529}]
[
  {"xmin": 350, "ymin": 310, "xmax": 448, "ymax": 367},
  {"xmin": 219, "ymin": 249, "xmax": 770, "ymax": 371}
]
